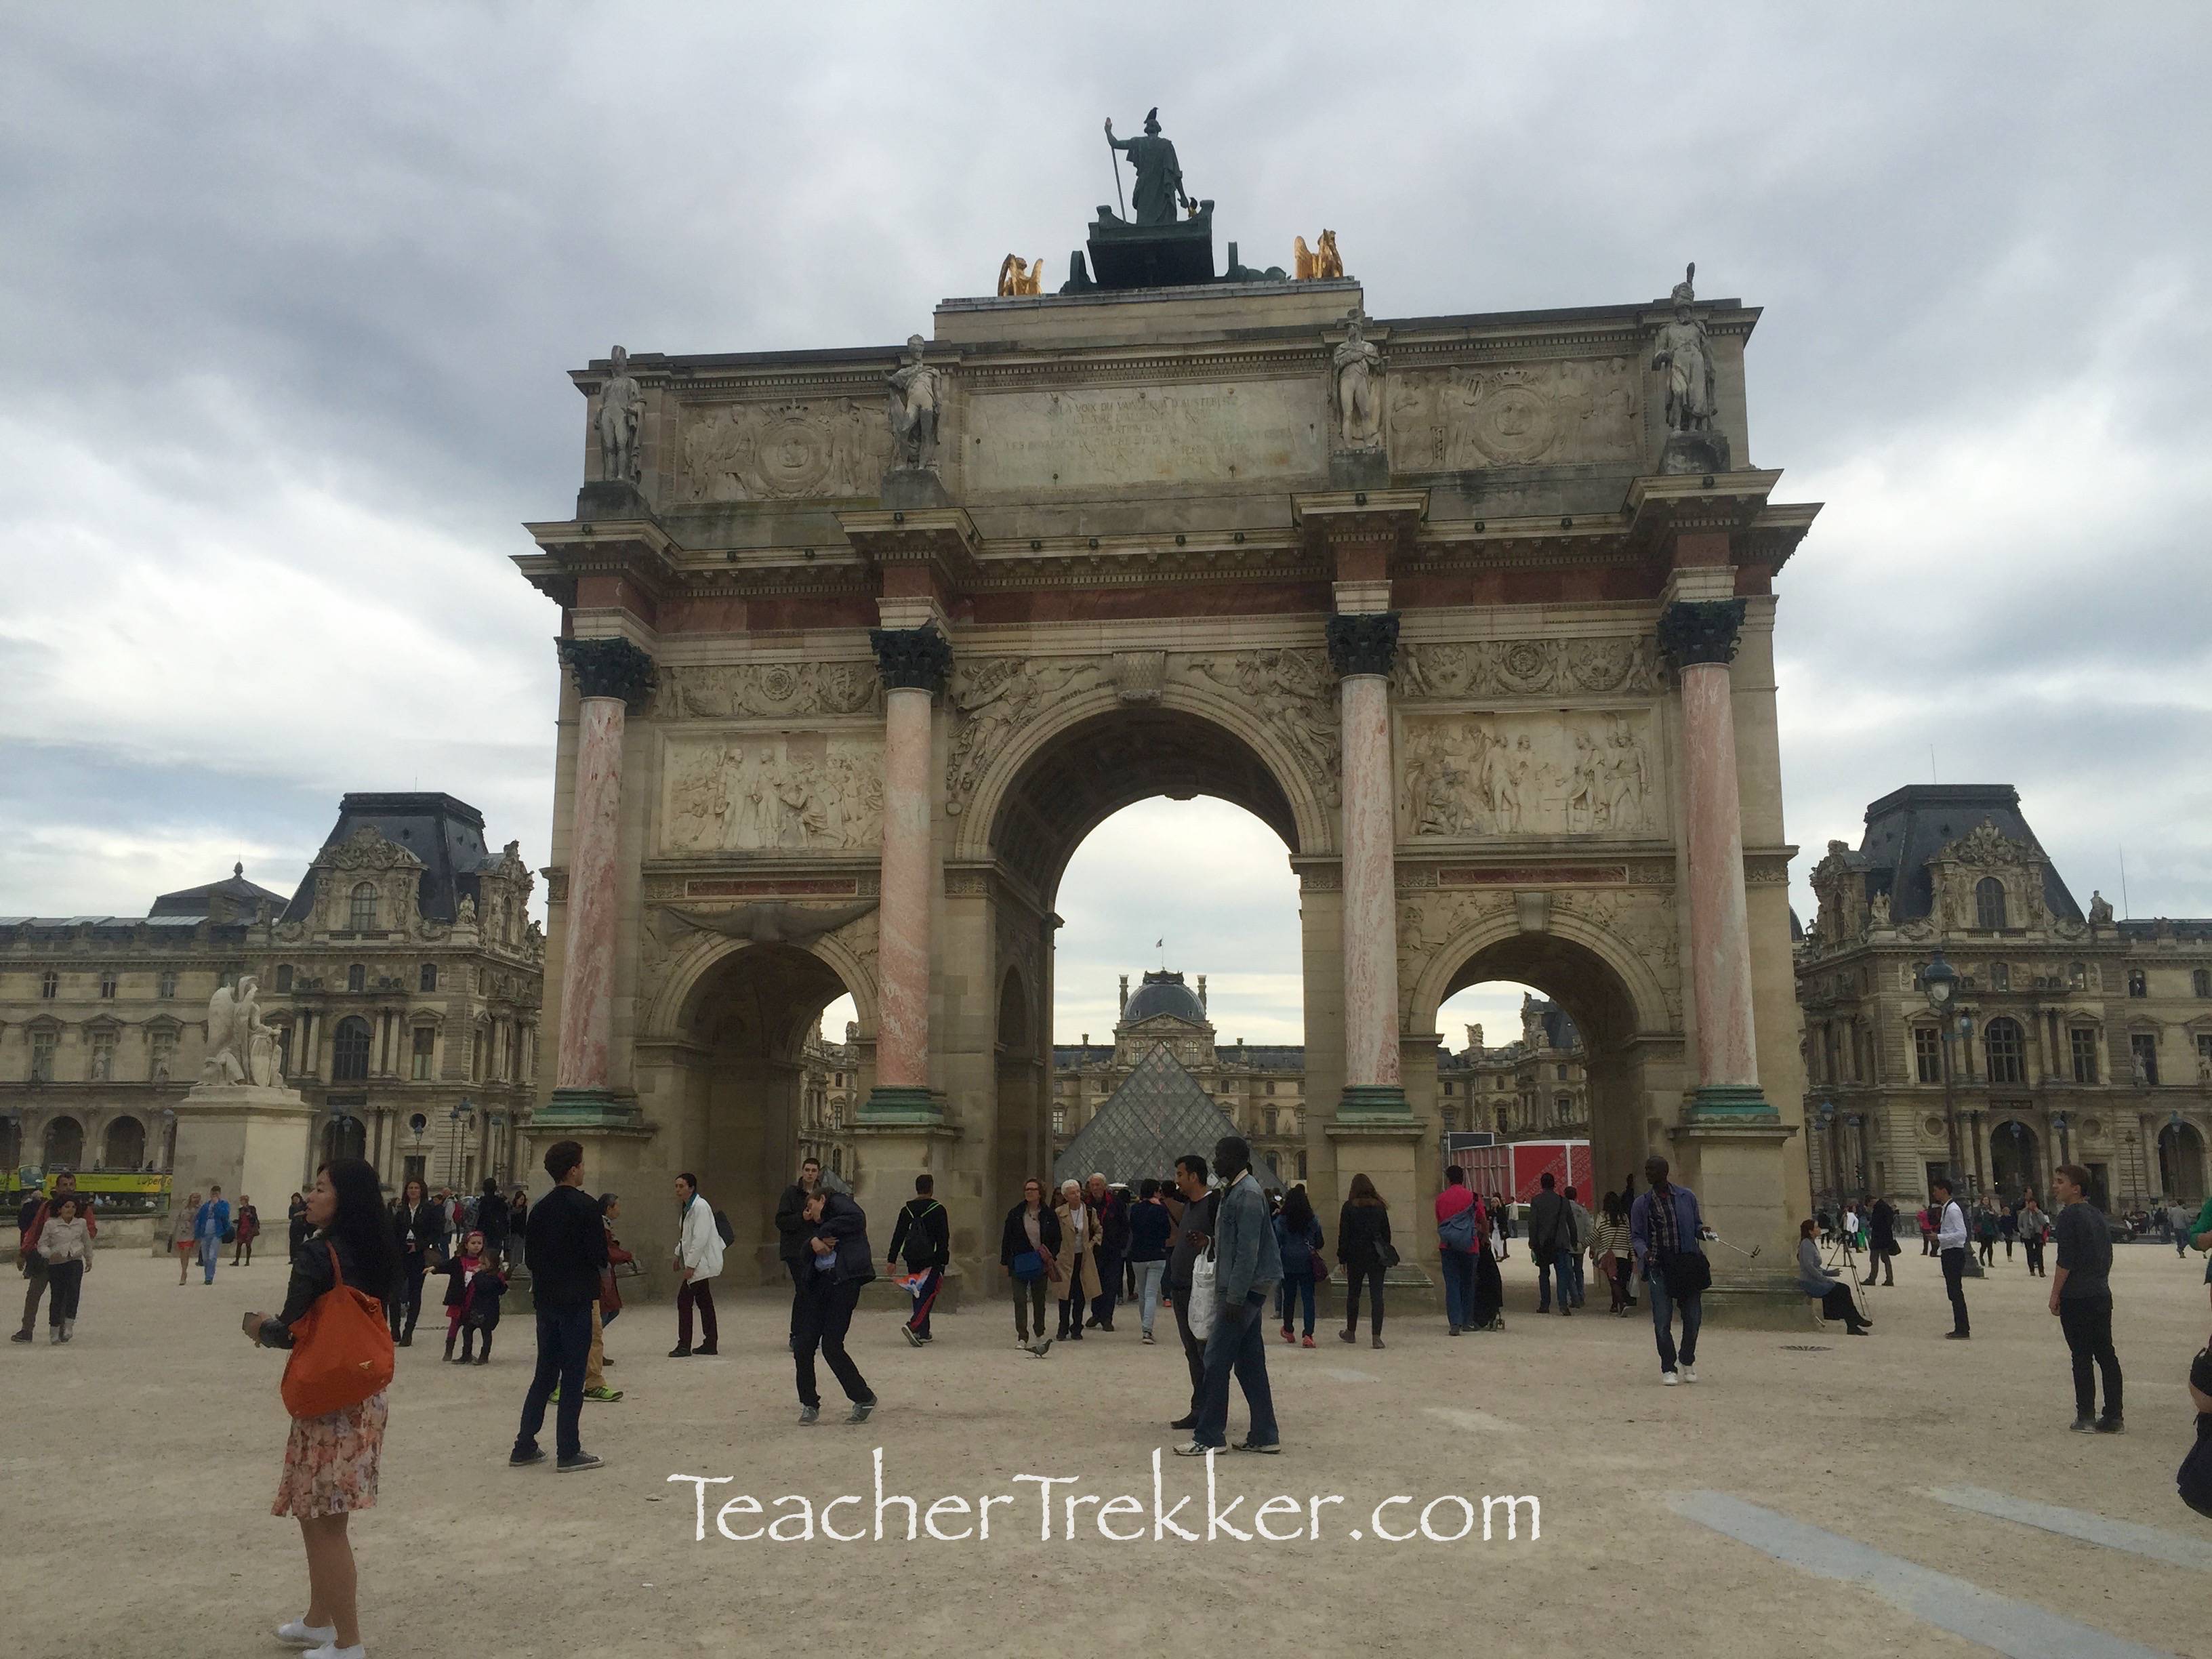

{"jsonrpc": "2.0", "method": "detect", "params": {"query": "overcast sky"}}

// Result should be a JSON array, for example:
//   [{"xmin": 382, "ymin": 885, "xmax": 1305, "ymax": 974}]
[{"xmin": 4, "ymin": 6, "xmax": 2207, "ymax": 1054}]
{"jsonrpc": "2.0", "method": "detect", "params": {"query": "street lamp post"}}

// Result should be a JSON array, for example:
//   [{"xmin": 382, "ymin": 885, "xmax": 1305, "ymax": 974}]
[
  {"xmin": 447, "ymin": 1098, "xmax": 474, "ymax": 1191},
  {"xmin": 1816, "ymin": 1099, "xmax": 1840, "ymax": 1215},
  {"xmin": 1921, "ymin": 952, "xmax": 1963, "ymax": 1183}
]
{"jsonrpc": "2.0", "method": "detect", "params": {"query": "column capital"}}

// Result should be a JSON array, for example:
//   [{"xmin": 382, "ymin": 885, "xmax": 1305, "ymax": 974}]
[
  {"xmin": 1326, "ymin": 611, "xmax": 1400, "ymax": 678},
  {"xmin": 869, "ymin": 624, "xmax": 953, "ymax": 695},
  {"xmin": 557, "ymin": 635, "xmax": 658, "ymax": 709},
  {"xmin": 1656, "ymin": 598, "xmax": 1746, "ymax": 670}
]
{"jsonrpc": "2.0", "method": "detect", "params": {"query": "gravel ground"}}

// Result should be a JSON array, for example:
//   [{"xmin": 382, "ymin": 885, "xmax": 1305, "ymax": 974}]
[{"xmin": 4, "ymin": 1236, "xmax": 2207, "ymax": 1658}]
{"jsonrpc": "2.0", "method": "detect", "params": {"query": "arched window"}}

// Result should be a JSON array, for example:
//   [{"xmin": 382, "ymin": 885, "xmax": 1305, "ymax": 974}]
[
  {"xmin": 346, "ymin": 963, "xmax": 365, "ymax": 994},
  {"xmin": 102, "ymin": 1116, "xmax": 146, "ymax": 1170},
  {"xmin": 332, "ymin": 1016, "xmax": 372, "ymax": 1082},
  {"xmin": 322, "ymin": 1114, "xmax": 366, "ymax": 1164},
  {"xmin": 1984, "ymin": 1017, "xmax": 2026, "ymax": 1085},
  {"xmin": 348, "ymin": 882, "xmax": 378, "ymax": 931},
  {"xmin": 42, "ymin": 1115, "xmax": 84, "ymax": 1169},
  {"xmin": 1975, "ymin": 878, "xmax": 2007, "ymax": 930},
  {"xmin": 274, "ymin": 964, "xmax": 293, "ymax": 992}
]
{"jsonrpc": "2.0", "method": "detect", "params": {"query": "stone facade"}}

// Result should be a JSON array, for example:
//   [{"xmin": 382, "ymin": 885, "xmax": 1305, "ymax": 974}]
[
  {"xmin": 518, "ymin": 264, "xmax": 1820, "ymax": 1315},
  {"xmin": 1797, "ymin": 785, "xmax": 2212, "ymax": 1211},
  {"xmin": 1437, "ymin": 1000, "xmax": 1591, "ymax": 1141},
  {"xmin": 0, "ymin": 793, "xmax": 544, "ymax": 1199}
]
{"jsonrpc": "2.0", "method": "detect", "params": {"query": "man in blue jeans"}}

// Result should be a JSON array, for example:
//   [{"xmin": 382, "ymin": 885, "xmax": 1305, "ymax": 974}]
[
  {"xmin": 1629, "ymin": 1154, "xmax": 1710, "ymax": 1385},
  {"xmin": 194, "ymin": 1185, "xmax": 231, "ymax": 1285},
  {"xmin": 512, "ymin": 1139, "xmax": 609, "ymax": 1473},
  {"xmin": 1176, "ymin": 1135, "xmax": 1283, "ymax": 1456}
]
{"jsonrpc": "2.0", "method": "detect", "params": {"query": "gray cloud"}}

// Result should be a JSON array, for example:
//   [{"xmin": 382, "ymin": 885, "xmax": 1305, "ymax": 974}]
[{"xmin": 3, "ymin": 5, "xmax": 2206, "ymax": 1025}]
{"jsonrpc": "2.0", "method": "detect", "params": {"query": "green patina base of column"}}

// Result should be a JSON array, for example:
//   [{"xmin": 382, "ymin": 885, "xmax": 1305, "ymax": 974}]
[
  {"xmin": 1687, "ymin": 1084, "xmax": 1780, "ymax": 1123},
  {"xmin": 1336, "ymin": 1084, "xmax": 1413, "ymax": 1121},
  {"xmin": 533, "ymin": 1087, "xmax": 640, "ymax": 1128},
  {"xmin": 859, "ymin": 1086, "xmax": 943, "ymax": 1125}
]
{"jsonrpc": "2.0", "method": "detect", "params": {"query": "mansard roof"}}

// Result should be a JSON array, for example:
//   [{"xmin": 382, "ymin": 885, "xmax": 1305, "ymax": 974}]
[
  {"xmin": 1855, "ymin": 785, "xmax": 2083, "ymax": 925},
  {"xmin": 150, "ymin": 863, "xmax": 288, "ymax": 920},
  {"xmin": 281, "ymin": 792, "xmax": 499, "ymax": 926}
]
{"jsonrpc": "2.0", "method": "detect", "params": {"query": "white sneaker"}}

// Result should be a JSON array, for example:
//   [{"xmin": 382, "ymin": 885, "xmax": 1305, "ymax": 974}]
[
  {"xmin": 304, "ymin": 1645, "xmax": 365, "ymax": 1659},
  {"xmin": 1679, "ymin": 1366, "xmax": 1699, "ymax": 1384},
  {"xmin": 1661, "ymin": 1370, "xmax": 1679, "ymax": 1386},
  {"xmin": 276, "ymin": 1620, "xmax": 335, "ymax": 1647}
]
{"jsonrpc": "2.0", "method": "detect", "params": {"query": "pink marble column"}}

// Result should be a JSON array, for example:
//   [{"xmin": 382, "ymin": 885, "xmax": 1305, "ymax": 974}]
[
  {"xmin": 1328, "ymin": 613, "xmax": 1408, "ymax": 1116},
  {"xmin": 864, "ymin": 626, "xmax": 951, "ymax": 1120},
  {"xmin": 1660, "ymin": 600, "xmax": 1769, "ymax": 1116},
  {"xmin": 547, "ymin": 636, "xmax": 655, "ymax": 1120}
]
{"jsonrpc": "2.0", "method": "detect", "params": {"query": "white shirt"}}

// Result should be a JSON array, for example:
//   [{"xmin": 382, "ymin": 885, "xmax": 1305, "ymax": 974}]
[
  {"xmin": 676, "ymin": 1193, "xmax": 724, "ymax": 1279},
  {"xmin": 1936, "ymin": 1200, "xmax": 1968, "ymax": 1250}
]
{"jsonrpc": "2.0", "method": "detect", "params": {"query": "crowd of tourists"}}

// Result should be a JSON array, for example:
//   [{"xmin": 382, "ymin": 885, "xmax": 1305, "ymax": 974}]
[{"xmin": 9, "ymin": 1137, "xmax": 2211, "ymax": 1659}]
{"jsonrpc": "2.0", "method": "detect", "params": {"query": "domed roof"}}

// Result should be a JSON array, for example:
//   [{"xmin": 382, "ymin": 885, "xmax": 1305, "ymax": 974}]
[{"xmin": 1122, "ymin": 969, "xmax": 1207, "ymax": 1027}]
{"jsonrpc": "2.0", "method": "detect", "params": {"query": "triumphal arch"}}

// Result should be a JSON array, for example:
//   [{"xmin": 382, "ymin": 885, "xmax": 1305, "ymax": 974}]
[{"xmin": 516, "ymin": 120, "xmax": 1820, "ymax": 1312}]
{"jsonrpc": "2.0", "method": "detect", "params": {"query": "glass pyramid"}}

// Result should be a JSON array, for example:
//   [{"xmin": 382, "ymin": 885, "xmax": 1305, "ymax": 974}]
[{"xmin": 1053, "ymin": 1042, "xmax": 1282, "ymax": 1189}]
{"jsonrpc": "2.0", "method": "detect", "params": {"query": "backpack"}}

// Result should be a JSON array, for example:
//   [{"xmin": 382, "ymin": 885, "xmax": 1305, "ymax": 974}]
[
  {"xmin": 713, "ymin": 1208, "xmax": 735, "ymax": 1248},
  {"xmin": 1438, "ymin": 1198, "xmax": 1477, "ymax": 1254}
]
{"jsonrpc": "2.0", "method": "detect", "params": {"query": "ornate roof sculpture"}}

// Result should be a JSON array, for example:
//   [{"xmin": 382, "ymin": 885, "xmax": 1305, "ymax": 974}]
[{"xmin": 1052, "ymin": 1042, "xmax": 1280, "ymax": 1190}]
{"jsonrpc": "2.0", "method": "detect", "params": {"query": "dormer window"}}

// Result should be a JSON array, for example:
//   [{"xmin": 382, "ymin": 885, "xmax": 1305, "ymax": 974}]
[
  {"xmin": 349, "ymin": 882, "xmax": 378, "ymax": 931},
  {"xmin": 1974, "ymin": 877, "xmax": 2007, "ymax": 930}
]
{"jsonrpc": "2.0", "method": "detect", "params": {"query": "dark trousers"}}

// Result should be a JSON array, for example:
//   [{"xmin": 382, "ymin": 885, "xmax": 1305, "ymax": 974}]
[
  {"xmin": 1172, "ymin": 1284, "xmax": 1206, "ymax": 1416},
  {"xmin": 2025, "ymin": 1238, "xmax": 2046, "ymax": 1276},
  {"xmin": 1922, "ymin": 1234, "xmax": 1936, "ymax": 1256},
  {"xmin": 785, "ymin": 1258, "xmax": 807, "ymax": 1344},
  {"xmin": 389, "ymin": 1261, "xmax": 426, "ymax": 1340},
  {"xmin": 1193, "ymin": 1296, "xmax": 1279, "ymax": 1450},
  {"xmin": 516, "ymin": 1303, "xmax": 590, "ymax": 1460},
  {"xmin": 2058, "ymin": 1294, "xmax": 2121, "ymax": 1420},
  {"xmin": 1860, "ymin": 1246, "xmax": 1894, "ymax": 1287},
  {"xmin": 677, "ymin": 1277, "xmax": 717, "ymax": 1349},
  {"xmin": 1818, "ymin": 1283, "xmax": 1865, "ymax": 1330},
  {"xmin": 2003, "ymin": 1234, "xmax": 2014, "ymax": 1259},
  {"xmin": 1276, "ymin": 1273, "xmax": 1316, "ymax": 1334},
  {"xmin": 1977, "ymin": 1237, "xmax": 1994, "ymax": 1266},
  {"xmin": 1343, "ymin": 1263, "xmax": 1385, "ymax": 1336},
  {"xmin": 18, "ymin": 1256, "xmax": 47, "ymax": 1332},
  {"xmin": 45, "ymin": 1260, "xmax": 83, "ymax": 1326},
  {"xmin": 1940, "ymin": 1246, "xmax": 1970, "ymax": 1334},
  {"xmin": 1647, "ymin": 1265, "xmax": 1701, "ymax": 1373},
  {"xmin": 1090, "ymin": 1248, "xmax": 1122, "ymax": 1326},
  {"xmin": 793, "ymin": 1279, "xmax": 869, "ymax": 1408},
  {"xmin": 232, "ymin": 1235, "xmax": 254, "ymax": 1265},
  {"xmin": 1011, "ymin": 1274, "xmax": 1047, "ymax": 1342},
  {"xmin": 904, "ymin": 1265, "xmax": 942, "ymax": 1336}
]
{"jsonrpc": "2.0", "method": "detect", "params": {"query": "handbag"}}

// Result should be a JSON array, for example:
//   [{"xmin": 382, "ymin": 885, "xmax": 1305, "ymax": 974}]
[
  {"xmin": 1187, "ymin": 1237, "xmax": 1219, "ymax": 1340},
  {"xmin": 281, "ymin": 1245, "xmax": 395, "ymax": 1420},
  {"xmin": 1377, "ymin": 1239, "xmax": 1401, "ymax": 1269},
  {"xmin": 1437, "ymin": 1203, "xmax": 1477, "ymax": 1254},
  {"xmin": 1010, "ymin": 1249, "xmax": 1045, "ymax": 1282}
]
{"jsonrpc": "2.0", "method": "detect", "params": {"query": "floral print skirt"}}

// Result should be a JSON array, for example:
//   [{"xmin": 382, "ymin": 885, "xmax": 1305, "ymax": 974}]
[{"xmin": 272, "ymin": 1390, "xmax": 387, "ymax": 1519}]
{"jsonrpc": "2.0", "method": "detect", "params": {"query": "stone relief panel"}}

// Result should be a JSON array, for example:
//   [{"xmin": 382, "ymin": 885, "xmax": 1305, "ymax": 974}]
[
  {"xmin": 1394, "ymin": 636, "xmax": 1660, "ymax": 701},
  {"xmin": 1173, "ymin": 649, "xmax": 1341, "ymax": 810},
  {"xmin": 944, "ymin": 657, "xmax": 1107, "ymax": 816},
  {"xmin": 961, "ymin": 379, "xmax": 1328, "ymax": 495},
  {"xmin": 1398, "ymin": 712, "xmax": 1658, "ymax": 840},
  {"xmin": 675, "ymin": 398, "xmax": 895, "ymax": 502},
  {"xmin": 655, "ymin": 661, "xmax": 881, "ymax": 722},
  {"xmin": 660, "ymin": 733, "xmax": 884, "ymax": 855},
  {"xmin": 1386, "ymin": 359, "xmax": 1641, "ymax": 470}
]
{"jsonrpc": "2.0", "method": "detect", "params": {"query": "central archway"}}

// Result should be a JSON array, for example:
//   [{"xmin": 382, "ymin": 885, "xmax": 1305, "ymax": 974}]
[{"xmin": 957, "ymin": 697, "xmax": 1317, "ymax": 1227}]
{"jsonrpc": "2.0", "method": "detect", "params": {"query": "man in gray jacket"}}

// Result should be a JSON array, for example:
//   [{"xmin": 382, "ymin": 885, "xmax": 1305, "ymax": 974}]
[{"xmin": 1176, "ymin": 1135, "xmax": 1283, "ymax": 1456}]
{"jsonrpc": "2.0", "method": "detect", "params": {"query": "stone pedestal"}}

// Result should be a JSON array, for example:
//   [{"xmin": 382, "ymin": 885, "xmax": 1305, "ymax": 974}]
[
  {"xmin": 1328, "ymin": 448, "xmax": 1391, "ymax": 491},
  {"xmin": 1324, "ymin": 1120, "xmax": 1431, "ymax": 1291},
  {"xmin": 1669, "ymin": 1119, "xmax": 1802, "ymax": 1325},
  {"xmin": 1659, "ymin": 430, "xmax": 1733, "ymax": 476},
  {"xmin": 880, "ymin": 466, "xmax": 951, "ymax": 510},
  {"xmin": 851, "ymin": 1122, "xmax": 966, "ymax": 1312},
  {"xmin": 170, "ymin": 1084, "xmax": 317, "ymax": 1222}
]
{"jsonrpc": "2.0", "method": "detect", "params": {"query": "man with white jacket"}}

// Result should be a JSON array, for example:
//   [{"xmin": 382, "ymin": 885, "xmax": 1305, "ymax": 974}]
[{"xmin": 670, "ymin": 1172, "xmax": 724, "ymax": 1357}]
